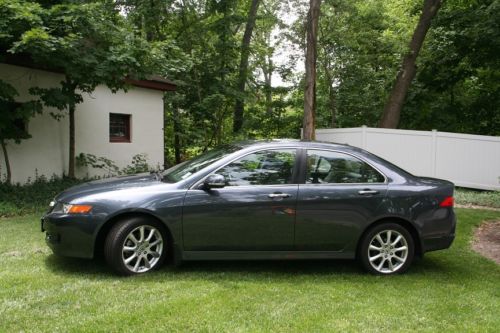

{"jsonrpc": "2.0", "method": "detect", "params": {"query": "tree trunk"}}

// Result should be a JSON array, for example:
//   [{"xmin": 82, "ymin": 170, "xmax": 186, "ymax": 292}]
[
  {"xmin": 379, "ymin": 0, "xmax": 442, "ymax": 128},
  {"xmin": 0, "ymin": 139, "xmax": 11, "ymax": 184},
  {"xmin": 68, "ymin": 102, "xmax": 76, "ymax": 178},
  {"xmin": 303, "ymin": 0, "xmax": 322, "ymax": 140},
  {"xmin": 233, "ymin": 0, "xmax": 262, "ymax": 133}
]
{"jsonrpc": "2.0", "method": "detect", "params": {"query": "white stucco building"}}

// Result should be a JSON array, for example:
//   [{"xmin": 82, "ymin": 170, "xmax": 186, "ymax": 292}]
[{"xmin": 0, "ymin": 63, "xmax": 176, "ymax": 183}]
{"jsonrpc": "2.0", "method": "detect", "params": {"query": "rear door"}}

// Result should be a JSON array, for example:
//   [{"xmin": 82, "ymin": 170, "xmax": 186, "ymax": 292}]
[{"xmin": 295, "ymin": 149, "xmax": 388, "ymax": 251}]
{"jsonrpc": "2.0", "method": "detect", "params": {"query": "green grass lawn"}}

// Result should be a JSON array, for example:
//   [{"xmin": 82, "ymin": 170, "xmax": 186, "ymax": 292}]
[{"xmin": 1, "ymin": 209, "xmax": 499, "ymax": 332}]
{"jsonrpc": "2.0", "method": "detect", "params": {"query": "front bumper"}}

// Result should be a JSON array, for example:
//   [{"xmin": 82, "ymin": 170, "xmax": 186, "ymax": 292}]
[{"xmin": 41, "ymin": 213, "xmax": 97, "ymax": 259}]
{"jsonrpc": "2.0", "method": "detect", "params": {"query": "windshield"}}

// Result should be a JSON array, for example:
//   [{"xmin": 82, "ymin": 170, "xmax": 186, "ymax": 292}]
[{"xmin": 162, "ymin": 144, "xmax": 242, "ymax": 183}]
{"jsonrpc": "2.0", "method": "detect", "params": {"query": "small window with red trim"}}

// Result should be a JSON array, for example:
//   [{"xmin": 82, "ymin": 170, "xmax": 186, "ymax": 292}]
[{"xmin": 109, "ymin": 113, "xmax": 131, "ymax": 142}]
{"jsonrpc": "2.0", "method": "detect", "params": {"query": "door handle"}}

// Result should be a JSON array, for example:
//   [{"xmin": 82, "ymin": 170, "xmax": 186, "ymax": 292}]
[
  {"xmin": 268, "ymin": 193, "xmax": 291, "ymax": 199},
  {"xmin": 358, "ymin": 189, "xmax": 379, "ymax": 195}
]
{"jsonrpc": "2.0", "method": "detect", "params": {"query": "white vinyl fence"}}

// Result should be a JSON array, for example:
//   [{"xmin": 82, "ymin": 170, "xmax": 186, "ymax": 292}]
[{"xmin": 315, "ymin": 126, "xmax": 500, "ymax": 191}]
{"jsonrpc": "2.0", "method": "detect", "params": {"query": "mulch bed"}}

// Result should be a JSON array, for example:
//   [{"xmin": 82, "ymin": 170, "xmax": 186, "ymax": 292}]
[{"xmin": 472, "ymin": 220, "xmax": 500, "ymax": 264}]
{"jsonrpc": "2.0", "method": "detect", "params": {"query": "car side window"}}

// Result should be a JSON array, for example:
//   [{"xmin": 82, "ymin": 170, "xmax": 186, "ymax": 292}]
[
  {"xmin": 215, "ymin": 149, "xmax": 296, "ymax": 186},
  {"xmin": 306, "ymin": 150, "xmax": 385, "ymax": 184}
]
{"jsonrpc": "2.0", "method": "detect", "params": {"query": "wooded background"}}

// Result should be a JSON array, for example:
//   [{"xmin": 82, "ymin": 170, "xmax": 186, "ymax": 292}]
[{"xmin": 1, "ymin": 0, "xmax": 498, "ymax": 176}]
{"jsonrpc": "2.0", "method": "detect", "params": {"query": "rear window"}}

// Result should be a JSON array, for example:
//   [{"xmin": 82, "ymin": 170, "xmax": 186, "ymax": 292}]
[{"xmin": 306, "ymin": 150, "xmax": 385, "ymax": 184}]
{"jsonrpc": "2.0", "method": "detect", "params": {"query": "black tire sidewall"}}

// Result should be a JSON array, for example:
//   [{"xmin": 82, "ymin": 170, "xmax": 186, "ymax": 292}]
[
  {"xmin": 104, "ymin": 217, "xmax": 169, "ymax": 276},
  {"xmin": 360, "ymin": 223, "xmax": 415, "ymax": 275}
]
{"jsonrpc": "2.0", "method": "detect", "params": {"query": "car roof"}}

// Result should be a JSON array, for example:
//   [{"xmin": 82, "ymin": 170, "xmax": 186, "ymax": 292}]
[{"xmin": 231, "ymin": 139, "xmax": 359, "ymax": 152}]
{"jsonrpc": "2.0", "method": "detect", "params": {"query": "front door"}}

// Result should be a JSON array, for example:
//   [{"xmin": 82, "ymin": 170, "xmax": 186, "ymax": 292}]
[
  {"xmin": 295, "ymin": 149, "xmax": 388, "ymax": 251},
  {"xmin": 182, "ymin": 149, "xmax": 298, "ymax": 251}
]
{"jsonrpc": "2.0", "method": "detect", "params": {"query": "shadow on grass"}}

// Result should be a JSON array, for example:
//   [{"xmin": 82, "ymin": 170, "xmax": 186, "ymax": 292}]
[
  {"xmin": 44, "ymin": 253, "xmax": 363, "ymax": 277},
  {"xmin": 173, "ymin": 259, "xmax": 362, "ymax": 275},
  {"xmin": 44, "ymin": 254, "xmax": 114, "ymax": 278},
  {"xmin": 44, "ymin": 252, "xmax": 460, "ymax": 281}
]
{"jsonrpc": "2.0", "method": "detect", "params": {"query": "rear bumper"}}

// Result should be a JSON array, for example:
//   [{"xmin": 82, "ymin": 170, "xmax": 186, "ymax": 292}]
[
  {"xmin": 421, "ymin": 209, "xmax": 456, "ymax": 253},
  {"xmin": 423, "ymin": 234, "xmax": 455, "ymax": 252},
  {"xmin": 41, "ymin": 214, "xmax": 97, "ymax": 259}
]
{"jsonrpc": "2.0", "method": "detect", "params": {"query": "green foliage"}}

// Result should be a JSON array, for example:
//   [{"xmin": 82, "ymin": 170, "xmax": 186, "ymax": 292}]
[
  {"xmin": 0, "ymin": 81, "xmax": 43, "ymax": 143},
  {"xmin": 1, "ymin": 0, "xmax": 498, "ymax": 174},
  {"xmin": 314, "ymin": 0, "xmax": 420, "ymax": 129},
  {"xmin": 0, "ymin": 78, "xmax": 42, "ymax": 186},
  {"xmin": 6, "ymin": 1, "xmax": 179, "ymax": 106},
  {"xmin": 0, "ymin": 0, "xmax": 43, "ymax": 45},
  {"xmin": 0, "ymin": 151, "xmax": 159, "ymax": 217},
  {"xmin": 0, "ymin": 175, "xmax": 83, "ymax": 217},
  {"xmin": 0, "ymin": 0, "xmax": 187, "ymax": 178},
  {"xmin": 77, "ymin": 152, "xmax": 153, "ymax": 176},
  {"xmin": 121, "ymin": 153, "xmax": 151, "ymax": 175},
  {"xmin": 76, "ymin": 153, "xmax": 120, "ymax": 176},
  {"xmin": 402, "ymin": 0, "xmax": 500, "ymax": 135},
  {"xmin": 0, "ymin": 79, "xmax": 18, "ymax": 100},
  {"xmin": 455, "ymin": 188, "xmax": 500, "ymax": 209}
]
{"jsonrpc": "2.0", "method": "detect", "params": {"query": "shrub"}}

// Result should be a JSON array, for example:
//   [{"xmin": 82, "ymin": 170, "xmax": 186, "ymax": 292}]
[
  {"xmin": 455, "ymin": 188, "xmax": 500, "ymax": 208},
  {"xmin": 0, "ymin": 176, "xmax": 84, "ymax": 217},
  {"xmin": 0, "ymin": 153, "xmax": 160, "ymax": 217},
  {"xmin": 77, "ymin": 152, "xmax": 154, "ymax": 176},
  {"xmin": 121, "ymin": 153, "xmax": 150, "ymax": 175},
  {"xmin": 76, "ymin": 153, "xmax": 120, "ymax": 177}
]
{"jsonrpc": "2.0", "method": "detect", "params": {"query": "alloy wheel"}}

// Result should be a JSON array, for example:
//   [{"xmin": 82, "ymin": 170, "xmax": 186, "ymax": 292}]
[
  {"xmin": 367, "ymin": 229, "xmax": 408, "ymax": 274},
  {"xmin": 121, "ymin": 225, "xmax": 164, "ymax": 273}
]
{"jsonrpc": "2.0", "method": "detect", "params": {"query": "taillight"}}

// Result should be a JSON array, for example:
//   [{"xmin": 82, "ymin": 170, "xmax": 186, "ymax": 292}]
[{"xmin": 439, "ymin": 196, "xmax": 454, "ymax": 207}]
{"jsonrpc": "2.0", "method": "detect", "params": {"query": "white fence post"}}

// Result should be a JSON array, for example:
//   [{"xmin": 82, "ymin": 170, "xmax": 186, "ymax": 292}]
[
  {"xmin": 362, "ymin": 125, "xmax": 367, "ymax": 149},
  {"xmin": 431, "ymin": 129, "xmax": 437, "ymax": 177}
]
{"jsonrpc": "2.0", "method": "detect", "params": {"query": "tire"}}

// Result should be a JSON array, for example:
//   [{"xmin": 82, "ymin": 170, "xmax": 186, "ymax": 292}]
[
  {"xmin": 359, "ymin": 223, "xmax": 415, "ymax": 275},
  {"xmin": 104, "ymin": 217, "xmax": 169, "ymax": 276}
]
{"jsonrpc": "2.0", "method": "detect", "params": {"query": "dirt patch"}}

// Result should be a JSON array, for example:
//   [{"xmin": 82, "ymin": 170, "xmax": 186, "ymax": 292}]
[{"xmin": 472, "ymin": 221, "xmax": 500, "ymax": 264}]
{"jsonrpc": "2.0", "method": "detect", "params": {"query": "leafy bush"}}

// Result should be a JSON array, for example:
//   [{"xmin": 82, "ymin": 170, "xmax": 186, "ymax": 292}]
[
  {"xmin": 77, "ymin": 152, "xmax": 154, "ymax": 176},
  {"xmin": 0, "ymin": 153, "xmax": 159, "ymax": 217},
  {"xmin": 76, "ymin": 153, "xmax": 120, "ymax": 176},
  {"xmin": 0, "ymin": 176, "xmax": 84, "ymax": 217},
  {"xmin": 121, "ymin": 153, "xmax": 150, "ymax": 175},
  {"xmin": 455, "ymin": 188, "xmax": 500, "ymax": 208}
]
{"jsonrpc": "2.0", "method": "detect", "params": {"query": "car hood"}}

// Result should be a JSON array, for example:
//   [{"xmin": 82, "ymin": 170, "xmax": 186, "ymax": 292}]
[{"xmin": 55, "ymin": 173, "xmax": 163, "ymax": 203}]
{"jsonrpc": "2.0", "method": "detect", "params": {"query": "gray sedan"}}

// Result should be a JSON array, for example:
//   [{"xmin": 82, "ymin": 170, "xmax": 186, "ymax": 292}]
[{"xmin": 42, "ymin": 140, "xmax": 456, "ymax": 275}]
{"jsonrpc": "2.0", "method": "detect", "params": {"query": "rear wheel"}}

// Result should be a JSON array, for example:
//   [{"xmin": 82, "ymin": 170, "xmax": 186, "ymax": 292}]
[
  {"xmin": 104, "ymin": 217, "xmax": 168, "ymax": 275},
  {"xmin": 359, "ymin": 223, "xmax": 414, "ymax": 275}
]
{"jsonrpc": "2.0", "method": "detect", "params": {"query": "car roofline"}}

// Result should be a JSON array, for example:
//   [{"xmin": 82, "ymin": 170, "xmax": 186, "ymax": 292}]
[{"xmin": 230, "ymin": 139, "xmax": 353, "ymax": 150}]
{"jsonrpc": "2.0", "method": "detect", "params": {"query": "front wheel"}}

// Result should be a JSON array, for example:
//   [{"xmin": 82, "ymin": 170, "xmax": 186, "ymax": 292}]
[
  {"xmin": 359, "ymin": 223, "xmax": 415, "ymax": 275},
  {"xmin": 104, "ymin": 217, "xmax": 168, "ymax": 275}
]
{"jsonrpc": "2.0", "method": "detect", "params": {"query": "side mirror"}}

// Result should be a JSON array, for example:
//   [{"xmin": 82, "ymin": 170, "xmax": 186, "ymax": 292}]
[{"xmin": 203, "ymin": 174, "xmax": 226, "ymax": 189}]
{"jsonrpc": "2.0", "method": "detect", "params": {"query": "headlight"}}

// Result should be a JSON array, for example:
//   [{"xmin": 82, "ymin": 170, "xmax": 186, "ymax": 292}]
[
  {"xmin": 52, "ymin": 203, "xmax": 93, "ymax": 214},
  {"xmin": 64, "ymin": 204, "xmax": 93, "ymax": 214}
]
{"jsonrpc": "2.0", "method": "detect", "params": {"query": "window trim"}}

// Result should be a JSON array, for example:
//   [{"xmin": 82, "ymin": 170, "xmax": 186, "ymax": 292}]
[
  {"xmin": 191, "ymin": 147, "xmax": 301, "ymax": 189},
  {"xmin": 109, "ymin": 113, "xmax": 131, "ymax": 143},
  {"xmin": 302, "ymin": 148, "xmax": 388, "ymax": 185}
]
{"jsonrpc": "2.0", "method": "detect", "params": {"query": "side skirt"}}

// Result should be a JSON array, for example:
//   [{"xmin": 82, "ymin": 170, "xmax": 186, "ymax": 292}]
[{"xmin": 181, "ymin": 250, "xmax": 355, "ymax": 261}]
